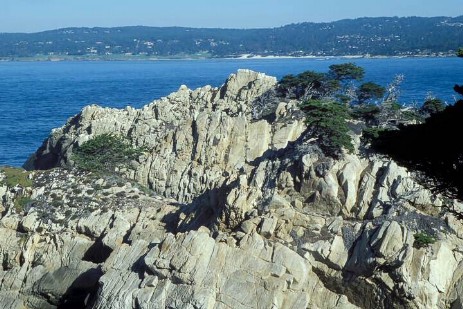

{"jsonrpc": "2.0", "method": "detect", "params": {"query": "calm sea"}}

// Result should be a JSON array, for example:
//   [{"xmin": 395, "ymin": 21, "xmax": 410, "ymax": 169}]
[{"xmin": 1, "ymin": 57, "xmax": 462, "ymax": 167}]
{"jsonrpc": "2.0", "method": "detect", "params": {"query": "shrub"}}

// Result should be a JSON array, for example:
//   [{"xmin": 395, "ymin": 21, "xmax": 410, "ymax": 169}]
[
  {"xmin": 401, "ymin": 110, "xmax": 425, "ymax": 123},
  {"xmin": 0, "ymin": 167, "xmax": 32, "ymax": 188},
  {"xmin": 388, "ymin": 101, "xmax": 402, "ymax": 111},
  {"xmin": 413, "ymin": 232, "xmax": 436, "ymax": 248},
  {"xmin": 14, "ymin": 196, "xmax": 32, "ymax": 213},
  {"xmin": 301, "ymin": 99, "xmax": 354, "ymax": 157},
  {"xmin": 72, "ymin": 134, "xmax": 145, "ymax": 174},
  {"xmin": 421, "ymin": 98, "xmax": 446, "ymax": 115}
]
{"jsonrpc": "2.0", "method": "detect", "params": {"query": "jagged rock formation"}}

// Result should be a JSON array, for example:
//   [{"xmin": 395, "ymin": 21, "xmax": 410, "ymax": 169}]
[{"xmin": 2, "ymin": 70, "xmax": 463, "ymax": 308}]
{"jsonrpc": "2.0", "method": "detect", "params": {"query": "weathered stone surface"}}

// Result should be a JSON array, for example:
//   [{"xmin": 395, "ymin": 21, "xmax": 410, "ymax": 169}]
[
  {"xmin": 370, "ymin": 221, "xmax": 405, "ymax": 259},
  {"xmin": 31, "ymin": 70, "xmax": 298, "ymax": 207},
  {"xmin": 1, "ymin": 71, "xmax": 462, "ymax": 308}
]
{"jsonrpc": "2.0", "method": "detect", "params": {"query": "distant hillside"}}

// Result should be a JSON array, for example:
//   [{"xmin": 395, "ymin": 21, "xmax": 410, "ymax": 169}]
[{"xmin": 1, "ymin": 16, "xmax": 463, "ymax": 59}]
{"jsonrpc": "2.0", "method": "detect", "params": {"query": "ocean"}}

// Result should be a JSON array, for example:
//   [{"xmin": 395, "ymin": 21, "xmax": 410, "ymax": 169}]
[{"xmin": 1, "ymin": 57, "xmax": 462, "ymax": 167}]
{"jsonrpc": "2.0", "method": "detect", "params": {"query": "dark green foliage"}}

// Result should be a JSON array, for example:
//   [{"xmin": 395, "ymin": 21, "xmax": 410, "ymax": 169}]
[
  {"xmin": 278, "ymin": 74, "xmax": 299, "ymax": 89},
  {"xmin": 14, "ymin": 196, "xmax": 32, "ymax": 213},
  {"xmin": 277, "ymin": 70, "xmax": 337, "ymax": 99},
  {"xmin": 371, "ymin": 101, "xmax": 463, "ymax": 199},
  {"xmin": 458, "ymin": 48, "xmax": 463, "ymax": 57},
  {"xmin": 301, "ymin": 99, "xmax": 354, "ymax": 157},
  {"xmin": 413, "ymin": 232, "xmax": 436, "ymax": 248},
  {"xmin": 328, "ymin": 63, "xmax": 365, "ymax": 81},
  {"xmin": 0, "ymin": 166, "xmax": 32, "ymax": 187},
  {"xmin": 277, "ymin": 65, "xmax": 368, "ymax": 101},
  {"xmin": 357, "ymin": 82, "xmax": 385, "ymax": 104},
  {"xmin": 362, "ymin": 127, "xmax": 386, "ymax": 141},
  {"xmin": 72, "ymin": 134, "xmax": 145, "ymax": 174},
  {"xmin": 335, "ymin": 94, "xmax": 353, "ymax": 105},
  {"xmin": 363, "ymin": 101, "xmax": 402, "ymax": 127},
  {"xmin": 351, "ymin": 104, "xmax": 381, "ymax": 124},
  {"xmin": 1, "ymin": 16, "xmax": 463, "ymax": 59},
  {"xmin": 401, "ymin": 110, "xmax": 425, "ymax": 123},
  {"xmin": 355, "ymin": 102, "xmax": 423, "ymax": 129},
  {"xmin": 370, "ymin": 54, "xmax": 463, "ymax": 199},
  {"xmin": 420, "ymin": 98, "xmax": 446, "ymax": 115},
  {"xmin": 387, "ymin": 101, "xmax": 402, "ymax": 111}
]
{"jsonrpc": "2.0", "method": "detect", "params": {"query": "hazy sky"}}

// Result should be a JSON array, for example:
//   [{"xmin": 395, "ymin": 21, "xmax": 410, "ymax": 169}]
[{"xmin": 1, "ymin": 0, "xmax": 462, "ymax": 33}]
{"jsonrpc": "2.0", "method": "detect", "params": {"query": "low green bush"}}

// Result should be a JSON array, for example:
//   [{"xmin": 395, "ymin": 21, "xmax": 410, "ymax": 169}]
[
  {"xmin": 413, "ymin": 232, "xmax": 436, "ymax": 249},
  {"xmin": 401, "ymin": 110, "xmax": 425, "ymax": 122},
  {"xmin": 72, "ymin": 134, "xmax": 145, "ymax": 174},
  {"xmin": 14, "ymin": 196, "xmax": 32, "ymax": 213},
  {"xmin": 0, "ymin": 167, "xmax": 32, "ymax": 188}
]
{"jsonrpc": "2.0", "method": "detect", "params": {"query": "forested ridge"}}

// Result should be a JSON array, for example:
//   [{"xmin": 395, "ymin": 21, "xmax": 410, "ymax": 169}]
[{"xmin": 1, "ymin": 16, "xmax": 463, "ymax": 59}]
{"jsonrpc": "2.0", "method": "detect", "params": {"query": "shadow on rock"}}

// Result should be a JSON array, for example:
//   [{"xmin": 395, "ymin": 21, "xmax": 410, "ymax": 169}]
[{"xmin": 162, "ymin": 181, "xmax": 238, "ymax": 235}]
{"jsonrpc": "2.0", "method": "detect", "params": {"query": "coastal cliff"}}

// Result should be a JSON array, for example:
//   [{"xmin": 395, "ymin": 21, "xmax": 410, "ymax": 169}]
[{"xmin": 2, "ymin": 70, "xmax": 463, "ymax": 308}]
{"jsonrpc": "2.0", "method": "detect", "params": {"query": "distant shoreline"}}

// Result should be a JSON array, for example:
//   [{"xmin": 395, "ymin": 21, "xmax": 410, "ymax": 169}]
[
  {"xmin": 2, "ymin": 17, "xmax": 461, "ymax": 64},
  {"xmin": 0, "ymin": 53, "xmax": 456, "ymax": 62}
]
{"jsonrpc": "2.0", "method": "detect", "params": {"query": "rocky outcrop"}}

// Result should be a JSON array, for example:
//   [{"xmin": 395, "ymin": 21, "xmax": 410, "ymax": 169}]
[
  {"xmin": 2, "ymin": 70, "xmax": 463, "ymax": 308},
  {"xmin": 0, "ymin": 169, "xmax": 359, "ymax": 309},
  {"xmin": 31, "ymin": 69, "xmax": 305, "ymax": 205}
]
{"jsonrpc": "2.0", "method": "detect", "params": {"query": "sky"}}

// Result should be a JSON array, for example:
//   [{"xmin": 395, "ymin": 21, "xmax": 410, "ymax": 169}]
[{"xmin": 1, "ymin": 0, "xmax": 462, "ymax": 33}]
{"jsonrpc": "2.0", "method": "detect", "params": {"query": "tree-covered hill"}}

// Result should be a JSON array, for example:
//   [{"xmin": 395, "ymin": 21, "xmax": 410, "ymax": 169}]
[{"xmin": 1, "ymin": 16, "xmax": 463, "ymax": 59}]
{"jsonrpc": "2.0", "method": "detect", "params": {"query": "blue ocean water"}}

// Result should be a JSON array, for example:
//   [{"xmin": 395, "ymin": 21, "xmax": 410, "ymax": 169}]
[{"xmin": 1, "ymin": 57, "xmax": 462, "ymax": 167}]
